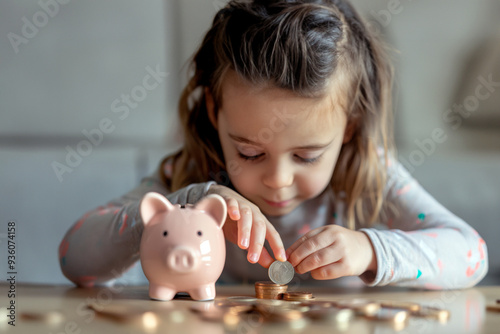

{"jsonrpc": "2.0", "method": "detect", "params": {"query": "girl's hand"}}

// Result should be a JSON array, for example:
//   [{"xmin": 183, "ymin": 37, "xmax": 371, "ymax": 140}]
[
  {"xmin": 286, "ymin": 225, "xmax": 377, "ymax": 280},
  {"xmin": 206, "ymin": 184, "xmax": 287, "ymax": 268}
]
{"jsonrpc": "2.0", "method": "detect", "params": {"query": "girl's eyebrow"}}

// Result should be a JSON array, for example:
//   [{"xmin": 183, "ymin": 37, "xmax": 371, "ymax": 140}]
[{"xmin": 228, "ymin": 133, "xmax": 334, "ymax": 150}]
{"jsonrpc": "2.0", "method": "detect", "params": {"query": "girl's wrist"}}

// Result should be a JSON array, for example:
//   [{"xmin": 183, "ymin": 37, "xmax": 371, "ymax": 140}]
[{"xmin": 359, "ymin": 231, "xmax": 378, "ymax": 274}]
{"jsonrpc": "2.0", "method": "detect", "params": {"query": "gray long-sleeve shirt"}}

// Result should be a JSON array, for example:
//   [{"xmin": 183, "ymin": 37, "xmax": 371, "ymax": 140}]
[{"xmin": 59, "ymin": 157, "xmax": 488, "ymax": 289}]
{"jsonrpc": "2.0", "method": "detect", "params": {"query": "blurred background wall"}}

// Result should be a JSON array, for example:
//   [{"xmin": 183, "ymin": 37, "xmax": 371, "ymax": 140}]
[{"xmin": 0, "ymin": 0, "xmax": 499, "ymax": 285}]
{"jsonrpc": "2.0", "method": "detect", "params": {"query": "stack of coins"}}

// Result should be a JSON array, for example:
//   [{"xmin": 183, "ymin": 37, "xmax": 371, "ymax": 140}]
[{"xmin": 255, "ymin": 281, "xmax": 288, "ymax": 300}]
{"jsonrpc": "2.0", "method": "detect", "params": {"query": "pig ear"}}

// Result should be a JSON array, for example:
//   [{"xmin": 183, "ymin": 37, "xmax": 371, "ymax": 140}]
[
  {"xmin": 140, "ymin": 192, "xmax": 175, "ymax": 226},
  {"xmin": 195, "ymin": 194, "xmax": 227, "ymax": 229}
]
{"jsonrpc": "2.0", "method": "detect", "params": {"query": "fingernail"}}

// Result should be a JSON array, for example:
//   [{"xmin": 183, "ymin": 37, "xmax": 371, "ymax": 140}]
[
  {"xmin": 280, "ymin": 251, "xmax": 287, "ymax": 261},
  {"xmin": 241, "ymin": 238, "xmax": 249, "ymax": 248},
  {"xmin": 232, "ymin": 209, "xmax": 239, "ymax": 217},
  {"xmin": 249, "ymin": 253, "xmax": 259, "ymax": 263}
]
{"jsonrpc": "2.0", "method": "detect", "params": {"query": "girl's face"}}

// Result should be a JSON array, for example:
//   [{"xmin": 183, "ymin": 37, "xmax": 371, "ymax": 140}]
[{"xmin": 208, "ymin": 72, "xmax": 349, "ymax": 217}]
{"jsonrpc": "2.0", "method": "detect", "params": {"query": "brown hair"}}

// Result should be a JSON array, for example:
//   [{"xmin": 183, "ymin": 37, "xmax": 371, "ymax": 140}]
[{"xmin": 169, "ymin": 0, "xmax": 394, "ymax": 229}]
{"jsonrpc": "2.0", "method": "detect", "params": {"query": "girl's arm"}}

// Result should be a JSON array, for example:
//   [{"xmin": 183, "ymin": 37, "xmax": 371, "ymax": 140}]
[
  {"xmin": 58, "ymin": 160, "xmax": 215, "ymax": 287},
  {"xmin": 359, "ymin": 159, "xmax": 488, "ymax": 289}
]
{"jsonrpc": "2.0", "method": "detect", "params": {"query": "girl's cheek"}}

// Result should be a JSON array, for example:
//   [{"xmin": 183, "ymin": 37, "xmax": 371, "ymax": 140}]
[
  {"xmin": 298, "ymin": 165, "xmax": 334, "ymax": 198},
  {"xmin": 228, "ymin": 164, "xmax": 254, "ymax": 189},
  {"xmin": 226, "ymin": 158, "xmax": 244, "ymax": 178},
  {"xmin": 300, "ymin": 178, "xmax": 326, "ymax": 199}
]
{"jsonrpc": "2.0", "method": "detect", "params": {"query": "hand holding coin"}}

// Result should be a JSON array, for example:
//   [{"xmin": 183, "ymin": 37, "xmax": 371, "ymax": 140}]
[
  {"xmin": 286, "ymin": 225, "xmax": 377, "ymax": 280},
  {"xmin": 207, "ymin": 185, "xmax": 287, "ymax": 267}
]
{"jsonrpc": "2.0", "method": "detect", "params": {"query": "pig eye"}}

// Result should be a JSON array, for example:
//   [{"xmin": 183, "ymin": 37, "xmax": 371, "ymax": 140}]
[
  {"xmin": 163, "ymin": 231, "xmax": 168, "ymax": 237},
  {"xmin": 197, "ymin": 231, "xmax": 202, "ymax": 237}
]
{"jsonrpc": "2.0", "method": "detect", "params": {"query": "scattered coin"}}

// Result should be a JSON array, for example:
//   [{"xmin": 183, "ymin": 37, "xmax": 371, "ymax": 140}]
[
  {"xmin": 487, "ymin": 304, "xmax": 500, "ymax": 312},
  {"xmin": 87, "ymin": 303, "xmax": 147, "ymax": 322},
  {"xmin": 332, "ymin": 299, "xmax": 380, "ymax": 316},
  {"xmin": 255, "ymin": 303, "xmax": 304, "ymax": 322},
  {"xmin": 283, "ymin": 291, "xmax": 314, "ymax": 301},
  {"xmin": 190, "ymin": 303, "xmax": 227, "ymax": 322},
  {"xmin": 365, "ymin": 308, "xmax": 409, "ymax": 331},
  {"xmin": 301, "ymin": 300, "xmax": 336, "ymax": 309},
  {"xmin": 306, "ymin": 307, "xmax": 354, "ymax": 323},
  {"xmin": 379, "ymin": 300, "xmax": 420, "ymax": 312},
  {"xmin": 268, "ymin": 261, "xmax": 295, "ymax": 285},
  {"xmin": 413, "ymin": 306, "xmax": 450, "ymax": 323},
  {"xmin": 20, "ymin": 311, "xmax": 64, "ymax": 325},
  {"xmin": 365, "ymin": 308, "xmax": 409, "ymax": 323}
]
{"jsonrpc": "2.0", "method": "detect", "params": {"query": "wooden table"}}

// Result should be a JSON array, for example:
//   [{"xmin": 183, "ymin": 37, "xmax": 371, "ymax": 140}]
[{"xmin": 1, "ymin": 284, "xmax": 500, "ymax": 333}]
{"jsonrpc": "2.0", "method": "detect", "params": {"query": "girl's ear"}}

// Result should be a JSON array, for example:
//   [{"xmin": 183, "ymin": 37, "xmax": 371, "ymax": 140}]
[
  {"xmin": 342, "ymin": 120, "xmax": 357, "ymax": 144},
  {"xmin": 205, "ymin": 87, "xmax": 218, "ymax": 129}
]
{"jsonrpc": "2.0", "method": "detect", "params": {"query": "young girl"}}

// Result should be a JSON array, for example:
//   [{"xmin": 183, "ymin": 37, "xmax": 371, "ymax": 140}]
[{"xmin": 59, "ymin": 0, "xmax": 488, "ymax": 289}]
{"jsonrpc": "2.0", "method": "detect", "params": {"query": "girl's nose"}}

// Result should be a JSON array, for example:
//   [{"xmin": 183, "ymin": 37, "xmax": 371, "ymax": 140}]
[{"xmin": 262, "ymin": 160, "xmax": 293, "ymax": 189}]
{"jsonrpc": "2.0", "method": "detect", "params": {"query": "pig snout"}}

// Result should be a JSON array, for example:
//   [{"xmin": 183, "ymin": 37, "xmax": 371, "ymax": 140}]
[{"xmin": 166, "ymin": 246, "xmax": 200, "ymax": 273}]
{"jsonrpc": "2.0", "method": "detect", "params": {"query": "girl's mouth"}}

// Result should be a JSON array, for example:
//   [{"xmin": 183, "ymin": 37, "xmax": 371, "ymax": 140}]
[{"xmin": 264, "ymin": 199, "xmax": 292, "ymax": 208}]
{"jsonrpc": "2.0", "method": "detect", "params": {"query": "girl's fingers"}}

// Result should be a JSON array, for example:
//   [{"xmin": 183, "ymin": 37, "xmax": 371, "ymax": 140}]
[
  {"xmin": 219, "ymin": 192, "xmax": 284, "ymax": 267},
  {"xmin": 295, "ymin": 246, "xmax": 341, "ymax": 274},
  {"xmin": 287, "ymin": 228, "xmax": 331, "ymax": 267},
  {"xmin": 237, "ymin": 206, "xmax": 252, "ymax": 249},
  {"xmin": 286, "ymin": 228, "xmax": 323, "ymax": 258},
  {"xmin": 310, "ymin": 261, "xmax": 344, "ymax": 280},
  {"xmin": 226, "ymin": 198, "xmax": 240, "ymax": 221},
  {"xmin": 265, "ymin": 224, "xmax": 287, "ymax": 262},
  {"xmin": 257, "ymin": 248, "xmax": 274, "ymax": 268},
  {"xmin": 247, "ymin": 215, "xmax": 267, "ymax": 264}
]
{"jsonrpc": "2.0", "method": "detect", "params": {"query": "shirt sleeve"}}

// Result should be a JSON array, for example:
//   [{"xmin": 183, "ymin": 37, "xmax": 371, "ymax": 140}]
[
  {"xmin": 359, "ymin": 159, "xmax": 488, "ymax": 289},
  {"xmin": 58, "ymin": 159, "xmax": 215, "ymax": 287}
]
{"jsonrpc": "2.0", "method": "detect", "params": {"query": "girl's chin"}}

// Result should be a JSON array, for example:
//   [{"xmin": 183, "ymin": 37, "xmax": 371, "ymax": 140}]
[{"xmin": 259, "ymin": 200, "xmax": 299, "ymax": 217}]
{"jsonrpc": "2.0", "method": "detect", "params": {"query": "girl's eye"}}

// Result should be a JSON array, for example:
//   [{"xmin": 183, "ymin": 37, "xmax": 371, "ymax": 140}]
[
  {"xmin": 295, "ymin": 155, "xmax": 322, "ymax": 165},
  {"xmin": 238, "ymin": 152, "xmax": 264, "ymax": 161},
  {"xmin": 239, "ymin": 152, "xmax": 322, "ymax": 164}
]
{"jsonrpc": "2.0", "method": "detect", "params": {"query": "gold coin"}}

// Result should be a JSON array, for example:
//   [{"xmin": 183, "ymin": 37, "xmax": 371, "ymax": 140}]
[
  {"xmin": 255, "ymin": 304, "xmax": 303, "ymax": 322},
  {"xmin": 412, "ymin": 306, "xmax": 450, "ymax": 323},
  {"xmin": 283, "ymin": 292, "xmax": 313, "ymax": 301},
  {"xmin": 86, "ymin": 303, "xmax": 147, "ymax": 322},
  {"xmin": 487, "ymin": 304, "xmax": 500, "ymax": 312},
  {"xmin": 379, "ymin": 300, "xmax": 420, "ymax": 312},
  {"xmin": 306, "ymin": 308, "xmax": 354, "ymax": 323},
  {"xmin": 20, "ymin": 311, "xmax": 64, "ymax": 325},
  {"xmin": 365, "ymin": 308, "xmax": 409, "ymax": 323},
  {"xmin": 332, "ymin": 299, "xmax": 380, "ymax": 316}
]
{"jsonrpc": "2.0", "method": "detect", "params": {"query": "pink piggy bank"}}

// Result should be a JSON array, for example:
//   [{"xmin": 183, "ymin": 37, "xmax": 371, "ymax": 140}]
[{"xmin": 139, "ymin": 192, "xmax": 227, "ymax": 301}]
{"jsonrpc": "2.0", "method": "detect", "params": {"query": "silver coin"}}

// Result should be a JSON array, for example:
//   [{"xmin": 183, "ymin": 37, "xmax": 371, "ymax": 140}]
[{"xmin": 268, "ymin": 260, "xmax": 295, "ymax": 285}]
